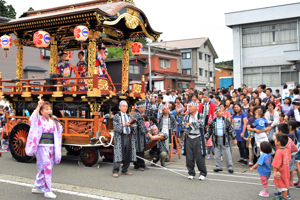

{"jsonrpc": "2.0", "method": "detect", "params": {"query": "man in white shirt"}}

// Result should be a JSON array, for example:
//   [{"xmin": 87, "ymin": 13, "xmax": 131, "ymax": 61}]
[
  {"xmin": 169, "ymin": 90, "xmax": 177, "ymax": 102},
  {"xmin": 257, "ymin": 85, "xmax": 266, "ymax": 100},
  {"xmin": 282, "ymin": 84, "xmax": 289, "ymax": 100},
  {"xmin": 112, "ymin": 101, "xmax": 136, "ymax": 178}
]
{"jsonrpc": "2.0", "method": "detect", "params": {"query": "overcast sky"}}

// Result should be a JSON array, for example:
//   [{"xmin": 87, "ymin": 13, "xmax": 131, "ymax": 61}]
[{"xmin": 7, "ymin": 0, "xmax": 300, "ymax": 62}]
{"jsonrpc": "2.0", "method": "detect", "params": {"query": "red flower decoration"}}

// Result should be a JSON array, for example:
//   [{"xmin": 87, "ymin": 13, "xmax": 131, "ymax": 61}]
[
  {"xmin": 33, "ymin": 32, "xmax": 43, "ymax": 46},
  {"xmin": 74, "ymin": 27, "xmax": 81, "ymax": 39},
  {"xmin": 131, "ymin": 43, "xmax": 142, "ymax": 55}
]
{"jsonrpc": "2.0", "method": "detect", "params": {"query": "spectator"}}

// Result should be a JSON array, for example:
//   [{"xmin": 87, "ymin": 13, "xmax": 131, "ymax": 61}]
[
  {"xmin": 262, "ymin": 88, "xmax": 272, "ymax": 106},
  {"xmin": 232, "ymin": 104, "xmax": 248, "ymax": 166},
  {"xmin": 182, "ymin": 93, "xmax": 191, "ymax": 105},
  {"xmin": 254, "ymin": 97, "xmax": 267, "ymax": 114},
  {"xmin": 224, "ymin": 99, "xmax": 234, "ymax": 116},
  {"xmin": 265, "ymin": 101, "xmax": 279, "ymax": 142},
  {"xmin": 257, "ymin": 85, "xmax": 267, "ymax": 100},
  {"xmin": 242, "ymin": 97, "xmax": 250, "ymax": 113},
  {"xmin": 282, "ymin": 84, "xmax": 289, "ymax": 100},
  {"xmin": 281, "ymin": 97, "xmax": 292, "ymax": 115}
]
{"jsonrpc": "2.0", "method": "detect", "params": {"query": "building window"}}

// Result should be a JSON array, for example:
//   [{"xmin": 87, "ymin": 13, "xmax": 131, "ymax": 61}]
[
  {"xmin": 129, "ymin": 65, "xmax": 140, "ymax": 74},
  {"xmin": 210, "ymin": 71, "xmax": 213, "ymax": 77},
  {"xmin": 207, "ymin": 55, "xmax": 211, "ymax": 62},
  {"xmin": 199, "ymin": 68, "xmax": 203, "ymax": 76},
  {"xmin": 205, "ymin": 54, "xmax": 207, "ymax": 61},
  {"xmin": 199, "ymin": 52, "xmax": 202, "ymax": 60},
  {"xmin": 182, "ymin": 69, "xmax": 191, "ymax": 75},
  {"xmin": 242, "ymin": 27, "xmax": 260, "ymax": 47},
  {"xmin": 204, "ymin": 42, "xmax": 207, "ymax": 48},
  {"xmin": 242, "ymin": 22, "xmax": 297, "ymax": 47},
  {"xmin": 42, "ymin": 49, "xmax": 50, "ymax": 59},
  {"xmin": 243, "ymin": 67, "xmax": 261, "ymax": 86},
  {"xmin": 280, "ymin": 22, "xmax": 297, "ymax": 44},
  {"xmin": 205, "ymin": 70, "xmax": 207, "ymax": 77},
  {"xmin": 159, "ymin": 59, "xmax": 170, "ymax": 69},
  {"xmin": 281, "ymin": 66, "xmax": 299, "ymax": 85},
  {"xmin": 182, "ymin": 52, "xmax": 191, "ymax": 59},
  {"xmin": 261, "ymin": 25, "xmax": 278, "ymax": 46},
  {"xmin": 178, "ymin": 83, "xmax": 181, "ymax": 88},
  {"xmin": 182, "ymin": 82, "xmax": 189, "ymax": 89},
  {"xmin": 262, "ymin": 66, "xmax": 280, "ymax": 86}
]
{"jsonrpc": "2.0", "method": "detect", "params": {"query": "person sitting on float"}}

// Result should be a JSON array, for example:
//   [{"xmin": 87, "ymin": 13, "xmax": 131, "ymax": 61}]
[
  {"xmin": 57, "ymin": 51, "xmax": 73, "ymax": 86},
  {"xmin": 95, "ymin": 43, "xmax": 108, "ymax": 78},
  {"xmin": 76, "ymin": 51, "xmax": 88, "ymax": 91}
]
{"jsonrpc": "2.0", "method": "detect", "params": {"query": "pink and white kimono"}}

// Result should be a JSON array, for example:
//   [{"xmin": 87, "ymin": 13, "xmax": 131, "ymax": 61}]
[{"xmin": 25, "ymin": 110, "xmax": 63, "ymax": 192}]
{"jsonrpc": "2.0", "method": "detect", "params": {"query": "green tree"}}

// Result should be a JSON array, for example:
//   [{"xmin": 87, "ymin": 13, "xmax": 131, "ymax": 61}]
[
  {"xmin": 0, "ymin": 0, "xmax": 16, "ymax": 19},
  {"xmin": 28, "ymin": 7, "xmax": 34, "ymax": 11}
]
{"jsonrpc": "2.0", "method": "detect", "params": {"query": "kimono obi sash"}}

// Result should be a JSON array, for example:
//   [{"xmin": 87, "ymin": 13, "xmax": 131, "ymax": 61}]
[{"xmin": 40, "ymin": 132, "xmax": 54, "ymax": 144}]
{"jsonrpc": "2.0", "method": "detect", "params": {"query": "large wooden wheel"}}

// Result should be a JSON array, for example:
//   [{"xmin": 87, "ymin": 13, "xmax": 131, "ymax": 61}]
[
  {"xmin": 65, "ymin": 145, "xmax": 81, "ymax": 156},
  {"xmin": 79, "ymin": 147, "xmax": 99, "ymax": 167},
  {"xmin": 9, "ymin": 123, "xmax": 34, "ymax": 162}
]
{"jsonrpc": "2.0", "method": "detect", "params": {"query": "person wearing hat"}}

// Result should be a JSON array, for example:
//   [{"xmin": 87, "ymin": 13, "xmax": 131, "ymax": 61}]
[
  {"xmin": 112, "ymin": 101, "xmax": 137, "ymax": 178},
  {"xmin": 57, "ymin": 51, "xmax": 73, "ymax": 86},
  {"xmin": 198, "ymin": 93, "xmax": 216, "ymax": 131},
  {"xmin": 145, "ymin": 125, "xmax": 169, "ymax": 167},
  {"xmin": 133, "ymin": 100, "xmax": 150, "ymax": 171},
  {"xmin": 206, "ymin": 107, "xmax": 237, "ymax": 174},
  {"xmin": 95, "ymin": 43, "xmax": 107, "ymax": 78},
  {"xmin": 182, "ymin": 102, "xmax": 207, "ymax": 180}
]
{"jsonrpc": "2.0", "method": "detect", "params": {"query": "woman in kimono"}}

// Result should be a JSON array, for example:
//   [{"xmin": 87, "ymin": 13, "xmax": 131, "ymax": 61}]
[
  {"xmin": 76, "ymin": 51, "xmax": 88, "ymax": 91},
  {"xmin": 58, "ymin": 51, "xmax": 73, "ymax": 85},
  {"xmin": 25, "ymin": 100, "xmax": 63, "ymax": 199},
  {"xmin": 95, "ymin": 44, "xmax": 107, "ymax": 78}
]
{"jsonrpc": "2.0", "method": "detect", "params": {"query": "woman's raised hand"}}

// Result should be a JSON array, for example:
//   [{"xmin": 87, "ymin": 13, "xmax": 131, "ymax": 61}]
[{"xmin": 38, "ymin": 99, "xmax": 44, "ymax": 107}]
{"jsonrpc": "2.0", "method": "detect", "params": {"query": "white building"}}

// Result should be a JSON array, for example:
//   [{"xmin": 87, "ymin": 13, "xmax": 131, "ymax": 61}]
[{"xmin": 225, "ymin": 3, "xmax": 300, "ymax": 91}]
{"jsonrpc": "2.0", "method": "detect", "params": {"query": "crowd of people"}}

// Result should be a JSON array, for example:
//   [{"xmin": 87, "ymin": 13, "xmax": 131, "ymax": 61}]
[{"xmin": 123, "ymin": 84, "xmax": 300, "ymax": 200}]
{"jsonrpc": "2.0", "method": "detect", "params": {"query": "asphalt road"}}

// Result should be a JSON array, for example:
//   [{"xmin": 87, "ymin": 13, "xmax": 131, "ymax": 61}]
[{"xmin": 0, "ymin": 146, "xmax": 299, "ymax": 200}]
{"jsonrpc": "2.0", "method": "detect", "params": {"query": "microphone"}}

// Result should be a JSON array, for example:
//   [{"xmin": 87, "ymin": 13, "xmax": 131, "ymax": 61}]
[{"xmin": 49, "ymin": 114, "xmax": 60, "ymax": 122}]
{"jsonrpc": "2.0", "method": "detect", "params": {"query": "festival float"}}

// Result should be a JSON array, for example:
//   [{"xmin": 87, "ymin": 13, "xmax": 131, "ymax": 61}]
[{"xmin": 0, "ymin": 0, "xmax": 161, "ymax": 166}]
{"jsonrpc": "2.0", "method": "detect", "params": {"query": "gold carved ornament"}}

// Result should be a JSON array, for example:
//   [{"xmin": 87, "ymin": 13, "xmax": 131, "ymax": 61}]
[
  {"xmin": 87, "ymin": 31, "xmax": 97, "ymax": 91},
  {"xmin": 14, "ymin": 39, "xmax": 23, "ymax": 92},
  {"xmin": 133, "ymin": 84, "xmax": 142, "ymax": 93},
  {"xmin": 121, "ymin": 40, "xmax": 132, "ymax": 94},
  {"xmin": 123, "ymin": 0, "xmax": 135, "ymax": 4},
  {"xmin": 98, "ymin": 79, "xmax": 109, "ymax": 90},
  {"xmin": 88, "ymin": 101, "xmax": 101, "ymax": 115},
  {"xmin": 50, "ymin": 37, "xmax": 58, "ymax": 75}
]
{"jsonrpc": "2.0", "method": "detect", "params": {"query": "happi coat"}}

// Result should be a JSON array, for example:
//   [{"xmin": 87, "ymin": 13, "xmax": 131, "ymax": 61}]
[
  {"xmin": 113, "ymin": 112, "xmax": 137, "ymax": 163},
  {"xmin": 133, "ymin": 109, "xmax": 149, "ymax": 152},
  {"xmin": 158, "ymin": 114, "xmax": 176, "ymax": 144}
]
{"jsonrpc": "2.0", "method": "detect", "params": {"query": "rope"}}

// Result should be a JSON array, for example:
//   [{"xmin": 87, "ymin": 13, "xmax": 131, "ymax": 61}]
[{"xmin": 135, "ymin": 155, "xmax": 187, "ymax": 178}]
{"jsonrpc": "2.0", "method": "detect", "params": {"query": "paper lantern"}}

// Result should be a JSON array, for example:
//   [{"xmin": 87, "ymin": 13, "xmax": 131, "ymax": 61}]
[
  {"xmin": 131, "ymin": 42, "xmax": 143, "ymax": 63},
  {"xmin": 0, "ymin": 35, "xmax": 13, "ymax": 57},
  {"xmin": 33, "ymin": 31, "xmax": 50, "ymax": 59},
  {"xmin": 74, "ymin": 25, "xmax": 89, "ymax": 51},
  {"xmin": 66, "ymin": 51, "xmax": 72, "ymax": 60},
  {"xmin": 33, "ymin": 31, "xmax": 50, "ymax": 48}
]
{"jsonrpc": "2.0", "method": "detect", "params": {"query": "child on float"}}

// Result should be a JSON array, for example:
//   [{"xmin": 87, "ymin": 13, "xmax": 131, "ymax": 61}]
[
  {"xmin": 25, "ymin": 99, "xmax": 63, "ymax": 199},
  {"xmin": 250, "ymin": 141, "xmax": 273, "ymax": 197}
]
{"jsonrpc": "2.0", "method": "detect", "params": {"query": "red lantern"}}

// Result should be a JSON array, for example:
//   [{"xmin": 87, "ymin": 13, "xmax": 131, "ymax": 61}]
[
  {"xmin": 74, "ymin": 25, "xmax": 89, "ymax": 51},
  {"xmin": 33, "ymin": 31, "xmax": 50, "ymax": 59},
  {"xmin": 131, "ymin": 42, "xmax": 143, "ymax": 63},
  {"xmin": 0, "ymin": 35, "xmax": 13, "ymax": 57}
]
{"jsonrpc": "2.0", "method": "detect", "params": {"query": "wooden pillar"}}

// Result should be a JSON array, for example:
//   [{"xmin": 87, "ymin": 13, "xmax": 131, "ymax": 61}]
[
  {"xmin": 15, "ymin": 39, "xmax": 23, "ymax": 92},
  {"xmin": 122, "ymin": 40, "xmax": 130, "ymax": 94},
  {"xmin": 87, "ymin": 31, "xmax": 97, "ymax": 91},
  {"xmin": 50, "ymin": 37, "xmax": 58, "ymax": 75}
]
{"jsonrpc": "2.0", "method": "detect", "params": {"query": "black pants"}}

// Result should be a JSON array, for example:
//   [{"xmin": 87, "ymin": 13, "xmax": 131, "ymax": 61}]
[
  {"xmin": 237, "ymin": 141, "xmax": 248, "ymax": 160},
  {"xmin": 112, "ymin": 135, "xmax": 131, "ymax": 173},
  {"xmin": 134, "ymin": 151, "xmax": 145, "ymax": 169},
  {"xmin": 185, "ymin": 137, "xmax": 207, "ymax": 176}
]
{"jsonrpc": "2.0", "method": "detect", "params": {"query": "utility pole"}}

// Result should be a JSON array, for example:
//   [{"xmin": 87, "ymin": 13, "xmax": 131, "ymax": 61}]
[{"xmin": 148, "ymin": 45, "xmax": 152, "ymax": 91}]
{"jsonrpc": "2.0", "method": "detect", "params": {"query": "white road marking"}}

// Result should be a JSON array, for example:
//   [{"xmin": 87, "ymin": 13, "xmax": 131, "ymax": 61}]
[{"xmin": 0, "ymin": 178, "xmax": 118, "ymax": 200}]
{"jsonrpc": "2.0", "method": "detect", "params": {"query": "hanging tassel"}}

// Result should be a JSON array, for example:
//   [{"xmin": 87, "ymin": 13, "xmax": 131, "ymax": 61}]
[
  {"xmin": 40, "ymin": 49, "xmax": 43, "ymax": 60},
  {"xmin": 136, "ymin": 58, "xmax": 137, "ymax": 63},
  {"xmin": 5, "ymin": 51, "xmax": 7, "ymax": 58},
  {"xmin": 81, "ymin": 43, "xmax": 83, "ymax": 51}
]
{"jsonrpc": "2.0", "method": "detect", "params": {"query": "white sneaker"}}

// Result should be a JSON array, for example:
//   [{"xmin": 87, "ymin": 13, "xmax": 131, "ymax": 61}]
[
  {"xmin": 188, "ymin": 175, "xmax": 194, "ymax": 180},
  {"xmin": 221, "ymin": 156, "xmax": 223, "ymax": 162},
  {"xmin": 44, "ymin": 192, "xmax": 57, "ymax": 199},
  {"xmin": 32, "ymin": 187, "xmax": 44, "ymax": 194},
  {"xmin": 199, "ymin": 175, "xmax": 206, "ymax": 181}
]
